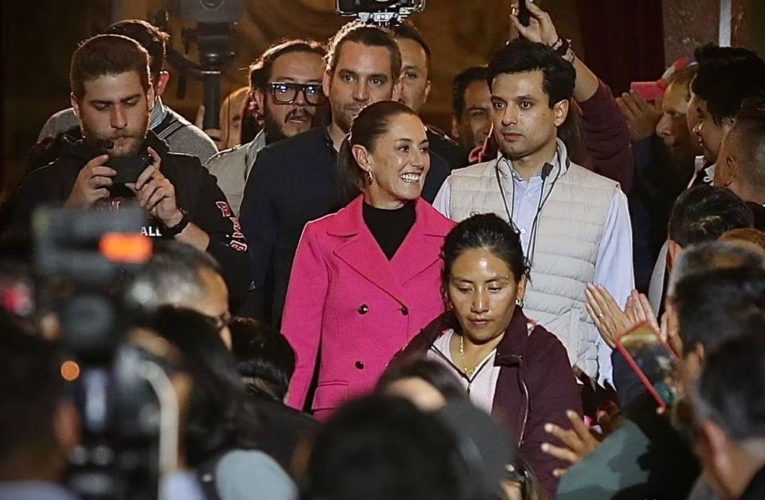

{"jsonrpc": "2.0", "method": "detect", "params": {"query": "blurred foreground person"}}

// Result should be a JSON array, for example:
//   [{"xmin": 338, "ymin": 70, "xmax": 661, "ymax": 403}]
[
  {"xmin": 378, "ymin": 356, "xmax": 467, "ymax": 412},
  {"xmin": 229, "ymin": 317, "xmax": 319, "ymax": 472},
  {"xmin": 131, "ymin": 307, "xmax": 296, "ymax": 500},
  {"xmin": 692, "ymin": 332, "xmax": 765, "ymax": 500},
  {"xmin": 302, "ymin": 395, "xmax": 464, "ymax": 500},
  {"xmin": 0, "ymin": 322, "xmax": 79, "ymax": 500}
]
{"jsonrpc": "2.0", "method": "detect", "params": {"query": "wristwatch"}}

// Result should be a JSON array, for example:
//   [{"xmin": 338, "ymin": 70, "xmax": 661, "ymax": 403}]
[{"xmin": 162, "ymin": 209, "xmax": 190, "ymax": 237}]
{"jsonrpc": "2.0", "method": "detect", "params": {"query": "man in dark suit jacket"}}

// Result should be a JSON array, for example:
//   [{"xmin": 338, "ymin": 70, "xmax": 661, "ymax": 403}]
[{"xmin": 239, "ymin": 22, "xmax": 449, "ymax": 326}]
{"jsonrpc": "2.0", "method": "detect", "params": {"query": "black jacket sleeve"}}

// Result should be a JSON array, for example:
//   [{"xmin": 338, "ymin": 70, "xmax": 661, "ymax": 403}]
[
  {"xmin": 239, "ymin": 149, "xmax": 277, "ymax": 293},
  {"xmin": 612, "ymin": 348, "xmax": 646, "ymax": 409},
  {"xmin": 188, "ymin": 164, "xmax": 251, "ymax": 307},
  {"xmin": 422, "ymin": 152, "xmax": 450, "ymax": 203}
]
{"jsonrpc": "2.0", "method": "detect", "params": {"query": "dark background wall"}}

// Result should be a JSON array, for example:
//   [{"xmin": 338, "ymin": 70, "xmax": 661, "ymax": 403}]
[{"xmin": 2, "ymin": 0, "xmax": 756, "ymax": 192}]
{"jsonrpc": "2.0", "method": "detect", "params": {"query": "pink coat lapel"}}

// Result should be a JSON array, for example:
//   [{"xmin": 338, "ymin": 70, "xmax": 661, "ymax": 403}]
[{"xmin": 329, "ymin": 196, "xmax": 453, "ymax": 303}]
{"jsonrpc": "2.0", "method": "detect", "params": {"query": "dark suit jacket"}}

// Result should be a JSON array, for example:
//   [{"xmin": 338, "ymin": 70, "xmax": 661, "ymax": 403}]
[{"xmin": 239, "ymin": 125, "xmax": 449, "ymax": 326}]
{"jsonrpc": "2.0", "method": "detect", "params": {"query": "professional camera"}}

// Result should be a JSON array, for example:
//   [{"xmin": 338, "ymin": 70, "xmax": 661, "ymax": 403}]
[
  {"xmin": 336, "ymin": 0, "xmax": 426, "ymax": 25},
  {"xmin": 34, "ymin": 207, "xmax": 179, "ymax": 500}
]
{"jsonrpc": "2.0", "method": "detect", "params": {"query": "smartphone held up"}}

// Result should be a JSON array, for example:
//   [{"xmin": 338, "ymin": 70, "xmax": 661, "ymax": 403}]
[{"xmin": 616, "ymin": 322, "xmax": 680, "ymax": 411}]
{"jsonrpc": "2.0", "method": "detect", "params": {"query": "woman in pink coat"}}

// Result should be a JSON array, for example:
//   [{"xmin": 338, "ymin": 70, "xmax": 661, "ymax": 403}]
[{"xmin": 281, "ymin": 101, "xmax": 455, "ymax": 419}]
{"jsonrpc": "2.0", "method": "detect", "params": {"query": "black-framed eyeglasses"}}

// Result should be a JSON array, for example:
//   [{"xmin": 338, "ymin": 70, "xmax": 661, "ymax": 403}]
[{"xmin": 269, "ymin": 82, "xmax": 326, "ymax": 105}]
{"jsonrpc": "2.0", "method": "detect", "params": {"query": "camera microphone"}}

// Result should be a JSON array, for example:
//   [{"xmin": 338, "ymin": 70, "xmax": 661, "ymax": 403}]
[{"xmin": 541, "ymin": 163, "xmax": 553, "ymax": 180}]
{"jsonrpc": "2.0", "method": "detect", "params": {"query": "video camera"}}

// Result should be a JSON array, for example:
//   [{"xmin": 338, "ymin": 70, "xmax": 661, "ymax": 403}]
[
  {"xmin": 34, "ymin": 207, "xmax": 180, "ymax": 500},
  {"xmin": 157, "ymin": 0, "xmax": 244, "ymax": 129},
  {"xmin": 336, "ymin": 0, "xmax": 426, "ymax": 26}
]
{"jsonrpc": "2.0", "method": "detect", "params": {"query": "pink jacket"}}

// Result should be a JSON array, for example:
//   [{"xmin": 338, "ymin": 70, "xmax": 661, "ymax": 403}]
[{"xmin": 282, "ymin": 196, "xmax": 455, "ymax": 419}]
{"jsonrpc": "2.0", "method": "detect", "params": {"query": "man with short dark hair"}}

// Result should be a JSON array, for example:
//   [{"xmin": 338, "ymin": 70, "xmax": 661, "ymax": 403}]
[
  {"xmin": 391, "ymin": 21, "xmax": 469, "ymax": 169},
  {"xmin": 666, "ymin": 185, "xmax": 754, "ymax": 268},
  {"xmin": 125, "ymin": 240, "xmax": 234, "ymax": 347},
  {"xmin": 434, "ymin": 38, "xmax": 633, "ymax": 384},
  {"xmin": 12, "ymin": 35, "xmax": 249, "ymax": 305},
  {"xmin": 715, "ymin": 100, "xmax": 765, "ymax": 209},
  {"xmin": 689, "ymin": 44, "xmax": 765, "ymax": 166},
  {"xmin": 38, "ymin": 19, "xmax": 218, "ymax": 163},
  {"xmin": 205, "ymin": 39, "xmax": 327, "ymax": 214},
  {"xmin": 239, "ymin": 21, "xmax": 449, "ymax": 325},
  {"xmin": 451, "ymin": 65, "xmax": 492, "ymax": 151},
  {"xmin": 692, "ymin": 331, "xmax": 765, "ymax": 500}
]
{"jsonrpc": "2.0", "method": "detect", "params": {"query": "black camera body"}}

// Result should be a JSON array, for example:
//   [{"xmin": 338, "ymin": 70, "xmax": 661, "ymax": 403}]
[
  {"xmin": 108, "ymin": 155, "xmax": 153, "ymax": 185},
  {"xmin": 336, "ymin": 0, "xmax": 426, "ymax": 25},
  {"xmin": 176, "ymin": 0, "xmax": 244, "ymax": 24}
]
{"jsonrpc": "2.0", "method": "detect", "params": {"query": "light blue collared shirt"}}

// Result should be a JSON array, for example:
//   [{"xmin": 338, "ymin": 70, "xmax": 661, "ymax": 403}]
[{"xmin": 434, "ymin": 150, "xmax": 634, "ymax": 386}]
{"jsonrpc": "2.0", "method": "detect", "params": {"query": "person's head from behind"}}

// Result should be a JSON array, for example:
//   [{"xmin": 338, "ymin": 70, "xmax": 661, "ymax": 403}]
[
  {"xmin": 689, "ymin": 44, "xmax": 765, "ymax": 163},
  {"xmin": 249, "ymin": 39, "xmax": 327, "ymax": 144},
  {"xmin": 391, "ymin": 21, "xmax": 431, "ymax": 113},
  {"xmin": 487, "ymin": 39, "xmax": 575, "ymax": 163},
  {"xmin": 0, "ymin": 321, "xmax": 79, "ymax": 482},
  {"xmin": 324, "ymin": 22, "xmax": 402, "ymax": 134},
  {"xmin": 691, "ymin": 331, "xmax": 765, "ymax": 500},
  {"xmin": 104, "ymin": 19, "xmax": 169, "ymax": 98},
  {"xmin": 656, "ymin": 64, "xmax": 700, "ymax": 167},
  {"xmin": 452, "ymin": 65, "xmax": 492, "ymax": 150},
  {"xmin": 666, "ymin": 185, "xmax": 754, "ymax": 267},
  {"xmin": 377, "ymin": 356, "xmax": 467, "ymax": 412},
  {"xmin": 124, "ymin": 241, "xmax": 232, "ymax": 348},
  {"xmin": 70, "ymin": 34, "xmax": 154, "ymax": 157},
  {"xmin": 715, "ymin": 99, "xmax": 765, "ymax": 203},
  {"xmin": 441, "ymin": 213, "xmax": 529, "ymax": 349},
  {"xmin": 303, "ymin": 394, "xmax": 463, "ymax": 500},
  {"xmin": 719, "ymin": 228, "xmax": 765, "ymax": 254},
  {"xmin": 670, "ymin": 250, "xmax": 765, "ymax": 396},
  {"xmin": 130, "ymin": 306, "xmax": 257, "ymax": 468},
  {"xmin": 229, "ymin": 316, "xmax": 295, "ymax": 403},
  {"xmin": 337, "ymin": 100, "xmax": 428, "ymax": 207}
]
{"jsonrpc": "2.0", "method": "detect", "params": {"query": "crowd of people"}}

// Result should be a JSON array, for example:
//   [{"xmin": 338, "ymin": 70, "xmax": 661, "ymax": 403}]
[{"xmin": 2, "ymin": 1, "xmax": 765, "ymax": 499}]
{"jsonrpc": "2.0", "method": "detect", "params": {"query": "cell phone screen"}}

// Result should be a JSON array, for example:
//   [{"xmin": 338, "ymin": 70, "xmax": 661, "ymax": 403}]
[{"xmin": 617, "ymin": 323, "xmax": 679, "ymax": 409}]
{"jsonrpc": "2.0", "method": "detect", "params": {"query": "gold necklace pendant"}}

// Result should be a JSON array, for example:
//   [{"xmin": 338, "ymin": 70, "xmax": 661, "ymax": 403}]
[{"xmin": 459, "ymin": 335, "xmax": 476, "ymax": 378}]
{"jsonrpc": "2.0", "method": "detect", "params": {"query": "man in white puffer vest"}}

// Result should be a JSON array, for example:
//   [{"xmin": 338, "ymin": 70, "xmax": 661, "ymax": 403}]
[{"xmin": 434, "ymin": 39, "xmax": 633, "ymax": 385}]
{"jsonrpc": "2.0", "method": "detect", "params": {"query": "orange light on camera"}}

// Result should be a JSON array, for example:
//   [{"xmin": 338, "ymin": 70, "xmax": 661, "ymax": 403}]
[
  {"xmin": 100, "ymin": 233, "xmax": 152, "ymax": 263},
  {"xmin": 61, "ymin": 360, "xmax": 80, "ymax": 382}
]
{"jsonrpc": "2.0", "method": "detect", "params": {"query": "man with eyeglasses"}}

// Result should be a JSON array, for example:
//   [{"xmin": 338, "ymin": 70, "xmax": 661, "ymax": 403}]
[{"xmin": 205, "ymin": 40, "xmax": 327, "ymax": 215}]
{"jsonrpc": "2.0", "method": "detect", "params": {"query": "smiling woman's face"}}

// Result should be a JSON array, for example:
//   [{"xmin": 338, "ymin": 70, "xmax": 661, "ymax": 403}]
[
  {"xmin": 448, "ymin": 247, "xmax": 525, "ymax": 346},
  {"xmin": 360, "ymin": 111, "xmax": 430, "ymax": 209}
]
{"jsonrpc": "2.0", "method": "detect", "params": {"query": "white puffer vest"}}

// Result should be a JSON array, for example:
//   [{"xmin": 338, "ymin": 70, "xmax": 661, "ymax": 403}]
[{"xmin": 446, "ymin": 142, "xmax": 618, "ymax": 377}]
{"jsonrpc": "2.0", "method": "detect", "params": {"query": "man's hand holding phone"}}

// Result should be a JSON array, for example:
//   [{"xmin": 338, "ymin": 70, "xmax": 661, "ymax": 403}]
[
  {"xmin": 65, "ymin": 154, "xmax": 116, "ymax": 208},
  {"xmin": 126, "ymin": 147, "xmax": 183, "ymax": 228},
  {"xmin": 510, "ymin": 1, "xmax": 560, "ymax": 47}
]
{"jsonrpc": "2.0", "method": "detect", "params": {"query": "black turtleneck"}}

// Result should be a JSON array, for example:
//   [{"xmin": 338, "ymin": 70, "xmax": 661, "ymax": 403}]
[{"xmin": 362, "ymin": 201, "xmax": 416, "ymax": 260}]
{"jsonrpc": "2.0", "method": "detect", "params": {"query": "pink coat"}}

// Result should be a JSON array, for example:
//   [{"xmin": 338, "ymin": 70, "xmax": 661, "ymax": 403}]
[{"xmin": 282, "ymin": 196, "xmax": 455, "ymax": 418}]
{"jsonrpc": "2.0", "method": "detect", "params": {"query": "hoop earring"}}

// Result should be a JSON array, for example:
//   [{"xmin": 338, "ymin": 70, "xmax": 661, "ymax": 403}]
[{"xmin": 366, "ymin": 170, "xmax": 374, "ymax": 184}]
